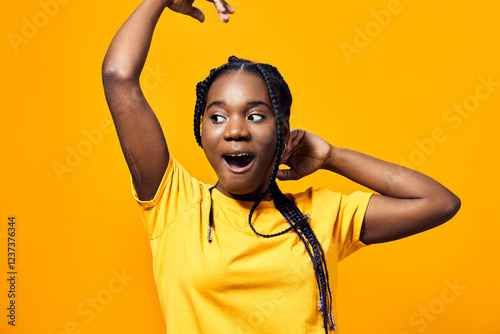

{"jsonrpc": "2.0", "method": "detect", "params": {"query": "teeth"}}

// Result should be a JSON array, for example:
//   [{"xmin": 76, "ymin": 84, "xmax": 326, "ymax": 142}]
[{"xmin": 226, "ymin": 153, "xmax": 252, "ymax": 157}]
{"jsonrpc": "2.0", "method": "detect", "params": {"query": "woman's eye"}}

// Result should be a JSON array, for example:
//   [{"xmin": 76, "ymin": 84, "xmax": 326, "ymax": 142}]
[
  {"xmin": 211, "ymin": 115, "xmax": 225, "ymax": 123},
  {"xmin": 248, "ymin": 114, "xmax": 264, "ymax": 122}
]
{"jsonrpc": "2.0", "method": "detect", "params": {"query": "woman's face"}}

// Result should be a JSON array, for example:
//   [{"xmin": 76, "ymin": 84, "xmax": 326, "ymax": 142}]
[{"xmin": 201, "ymin": 70, "xmax": 287, "ymax": 201}]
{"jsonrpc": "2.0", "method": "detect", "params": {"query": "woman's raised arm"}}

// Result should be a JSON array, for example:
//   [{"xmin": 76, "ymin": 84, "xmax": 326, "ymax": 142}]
[{"xmin": 102, "ymin": 0, "xmax": 233, "ymax": 201}]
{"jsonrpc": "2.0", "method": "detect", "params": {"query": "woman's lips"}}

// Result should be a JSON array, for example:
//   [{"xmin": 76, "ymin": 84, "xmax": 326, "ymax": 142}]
[{"xmin": 222, "ymin": 153, "xmax": 255, "ymax": 174}]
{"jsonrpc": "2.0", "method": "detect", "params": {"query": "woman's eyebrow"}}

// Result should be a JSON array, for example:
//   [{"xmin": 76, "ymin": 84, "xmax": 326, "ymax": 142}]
[
  {"xmin": 206, "ymin": 100, "xmax": 272, "ymax": 110},
  {"xmin": 206, "ymin": 100, "xmax": 224, "ymax": 110},
  {"xmin": 247, "ymin": 101, "xmax": 272, "ymax": 110}
]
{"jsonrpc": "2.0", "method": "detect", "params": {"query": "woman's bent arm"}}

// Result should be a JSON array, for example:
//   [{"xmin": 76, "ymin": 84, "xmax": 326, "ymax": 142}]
[
  {"xmin": 278, "ymin": 129, "xmax": 461, "ymax": 245},
  {"xmin": 324, "ymin": 146, "xmax": 461, "ymax": 245},
  {"xmin": 102, "ymin": 0, "xmax": 170, "ymax": 202}
]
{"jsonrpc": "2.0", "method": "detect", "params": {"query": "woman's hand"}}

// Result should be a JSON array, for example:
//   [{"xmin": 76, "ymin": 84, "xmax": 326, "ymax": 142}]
[
  {"xmin": 277, "ymin": 129, "xmax": 333, "ymax": 181},
  {"xmin": 164, "ymin": 0, "xmax": 234, "ymax": 23}
]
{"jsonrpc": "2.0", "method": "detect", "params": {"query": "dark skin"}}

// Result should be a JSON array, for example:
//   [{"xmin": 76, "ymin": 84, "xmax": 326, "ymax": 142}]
[
  {"xmin": 201, "ymin": 70, "xmax": 286, "ymax": 201},
  {"xmin": 102, "ymin": 0, "xmax": 460, "ymax": 245},
  {"xmin": 279, "ymin": 131, "xmax": 461, "ymax": 244},
  {"xmin": 102, "ymin": 0, "xmax": 233, "ymax": 205}
]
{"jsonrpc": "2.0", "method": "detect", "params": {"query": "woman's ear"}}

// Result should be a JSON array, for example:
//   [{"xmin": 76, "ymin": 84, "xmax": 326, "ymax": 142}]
[{"xmin": 283, "ymin": 117, "xmax": 290, "ymax": 150}]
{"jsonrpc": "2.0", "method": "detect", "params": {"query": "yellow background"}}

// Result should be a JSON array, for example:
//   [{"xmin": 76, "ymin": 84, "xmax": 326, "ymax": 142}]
[{"xmin": 2, "ymin": 0, "xmax": 499, "ymax": 333}]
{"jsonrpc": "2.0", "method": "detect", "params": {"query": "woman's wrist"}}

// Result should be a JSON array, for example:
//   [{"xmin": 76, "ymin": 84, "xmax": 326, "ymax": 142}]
[
  {"xmin": 321, "ymin": 144, "xmax": 340, "ymax": 172},
  {"xmin": 159, "ymin": 0, "xmax": 171, "ymax": 9}
]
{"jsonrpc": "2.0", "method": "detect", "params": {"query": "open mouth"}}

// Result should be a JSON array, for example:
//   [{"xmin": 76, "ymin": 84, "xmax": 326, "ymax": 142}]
[{"xmin": 223, "ymin": 153, "xmax": 255, "ymax": 171}]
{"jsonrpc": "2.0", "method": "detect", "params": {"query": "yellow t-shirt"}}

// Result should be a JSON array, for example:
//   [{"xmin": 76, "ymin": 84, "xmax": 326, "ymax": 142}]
[{"xmin": 131, "ymin": 156, "xmax": 373, "ymax": 333}]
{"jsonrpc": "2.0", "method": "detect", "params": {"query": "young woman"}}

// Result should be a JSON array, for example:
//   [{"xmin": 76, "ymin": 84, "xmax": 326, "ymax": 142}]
[{"xmin": 102, "ymin": 1, "xmax": 461, "ymax": 333}]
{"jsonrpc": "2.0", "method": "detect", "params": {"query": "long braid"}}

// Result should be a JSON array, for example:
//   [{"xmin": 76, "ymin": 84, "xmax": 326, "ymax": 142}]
[
  {"xmin": 193, "ymin": 56, "xmax": 336, "ymax": 332},
  {"xmin": 246, "ymin": 64, "xmax": 289, "ymax": 237},
  {"xmin": 271, "ymin": 183, "xmax": 324, "ymax": 306},
  {"xmin": 271, "ymin": 182, "xmax": 334, "ymax": 331}
]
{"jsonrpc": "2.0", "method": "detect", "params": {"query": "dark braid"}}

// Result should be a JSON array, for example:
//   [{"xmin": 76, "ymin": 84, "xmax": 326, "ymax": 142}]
[
  {"xmin": 193, "ymin": 56, "xmax": 336, "ymax": 332},
  {"xmin": 246, "ymin": 63, "xmax": 288, "ymax": 238},
  {"xmin": 270, "ymin": 183, "xmax": 334, "ymax": 331}
]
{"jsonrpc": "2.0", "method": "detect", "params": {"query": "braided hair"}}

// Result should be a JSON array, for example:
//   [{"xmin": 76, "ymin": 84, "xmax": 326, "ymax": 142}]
[{"xmin": 194, "ymin": 56, "xmax": 336, "ymax": 332}]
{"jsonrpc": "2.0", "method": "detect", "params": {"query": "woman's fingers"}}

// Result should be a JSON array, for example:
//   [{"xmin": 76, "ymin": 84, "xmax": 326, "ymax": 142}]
[
  {"xmin": 212, "ymin": 0, "xmax": 234, "ymax": 13},
  {"xmin": 167, "ymin": 0, "xmax": 233, "ymax": 22},
  {"xmin": 209, "ymin": 0, "xmax": 234, "ymax": 22},
  {"xmin": 224, "ymin": 1, "xmax": 235, "ymax": 14},
  {"xmin": 212, "ymin": 0, "xmax": 226, "ymax": 13},
  {"xmin": 186, "ymin": 6, "xmax": 205, "ymax": 22},
  {"xmin": 277, "ymin": 168, "xmax": 300, "ymax": 181}
]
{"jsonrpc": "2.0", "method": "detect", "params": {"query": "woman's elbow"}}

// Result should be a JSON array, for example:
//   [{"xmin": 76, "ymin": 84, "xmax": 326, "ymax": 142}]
[
  {"xmin": 102, "ymin": 64, "xmax": 129, "ymax": 84},
  {"xmin": 102, "ymin": 58, "xmax": 137, "ymax": 84},
  {"xmin": 439, "ymin": 191, "xmax": 461, "ymax": 223}
]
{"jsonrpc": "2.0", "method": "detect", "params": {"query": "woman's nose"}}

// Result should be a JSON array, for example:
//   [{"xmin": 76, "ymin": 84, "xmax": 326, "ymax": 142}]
[{"xmin": 224, "ymin": 117, "xmax": 250, "ymax": 141}]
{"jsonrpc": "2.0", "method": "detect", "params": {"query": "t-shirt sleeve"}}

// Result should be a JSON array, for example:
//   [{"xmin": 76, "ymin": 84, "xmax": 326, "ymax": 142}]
[
  {"xmin": 130, "ymin": 156, "xmax": 203, "ymax": 240},
  {"xmin": 312, "ymin": 188, "xmax": 372, "ymax": 261},
  {"xmin": 334, "ymin": 190, "xmax": 373, "ymax": 261}
]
